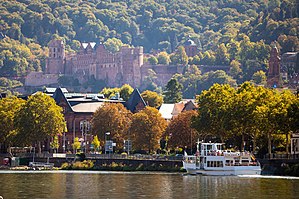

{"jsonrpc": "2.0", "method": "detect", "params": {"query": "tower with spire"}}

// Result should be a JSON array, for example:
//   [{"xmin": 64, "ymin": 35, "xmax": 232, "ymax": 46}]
[{"xmin": 267, "ymin": 45, "xmax": 282, "ymax": 88}]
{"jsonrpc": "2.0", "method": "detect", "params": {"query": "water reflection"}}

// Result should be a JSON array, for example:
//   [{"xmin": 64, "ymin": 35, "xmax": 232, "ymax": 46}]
[{"xmin": 0, "ymin": 171, "xmax": 299, "ymax": 199}]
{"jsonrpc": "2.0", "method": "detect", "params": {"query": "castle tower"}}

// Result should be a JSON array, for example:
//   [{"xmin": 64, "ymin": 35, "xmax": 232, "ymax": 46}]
[
  {"xmin": 184, "ymin": 38, "xmax": 198, "ymax": 57},
  {"xmin": 267, "ymin": 45, "xmax": 282, "ymax": 88},
  {"xmin": 46, "ymin": 39, "xmax": 65, "ymax": 74},
  {"xmin": 121, "ymin": 46, "xmax": 143, "ymax": 87}
]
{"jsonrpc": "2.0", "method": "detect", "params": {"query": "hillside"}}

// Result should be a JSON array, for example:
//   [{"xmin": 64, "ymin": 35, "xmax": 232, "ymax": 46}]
[{"xmin": 0, "ymin": 0, "xmax": 298, "ymax": 94}]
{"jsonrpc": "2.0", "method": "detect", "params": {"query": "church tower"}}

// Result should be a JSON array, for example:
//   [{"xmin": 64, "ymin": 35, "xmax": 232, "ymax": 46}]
[
  {"xmin": 46, "ymin": 39, "xmax": 65, "ymax": 74},
  {"xmin": 267, "ymin": 45, "xmax": 282, "ymax": 88}
]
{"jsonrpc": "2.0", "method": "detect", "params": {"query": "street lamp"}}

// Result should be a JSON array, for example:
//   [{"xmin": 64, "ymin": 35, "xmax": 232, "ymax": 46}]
[
  {"xmin": 190, "ymin": 130, "xmax": 193, "ymax": 155},
  {"xmin": 105, "ymin": 132, "xmax": 110, "ymax": 154}
]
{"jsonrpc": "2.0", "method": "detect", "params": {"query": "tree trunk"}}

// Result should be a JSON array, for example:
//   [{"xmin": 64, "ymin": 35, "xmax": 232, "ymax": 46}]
[
  {"xmin": 268, "ymin": 132, "xmax": 272, "ymax": 156},
  {"xmin": 252, "ymin": 138, "xmax": 256, "ymax": 153},
  {"xmin": 38, "ymin": 142, "xmax": 42, "ymax": 154},
  {"xmin": 241, "ymin": 134, "xmax": 245, "ymax": 152},
  {"xmin": 8, "ymin": 145, "xmax": 12, "ymax": 157},
  {"xmin": 286, "ymin": 132, "xmax": 289, "ymax": 154}
]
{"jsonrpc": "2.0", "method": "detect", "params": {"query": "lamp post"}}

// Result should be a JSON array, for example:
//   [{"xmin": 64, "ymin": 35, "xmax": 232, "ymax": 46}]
[
  {"xmin": 190, "ymin": 130, "xmax": 193, "ymax": 155},
  {"xmin": 63, "ymin": 124, "xmax": 67, "ymax": 153},
  {"xmin": 105, "ymin": 132, "xmax": 110, "ymax": 154}
]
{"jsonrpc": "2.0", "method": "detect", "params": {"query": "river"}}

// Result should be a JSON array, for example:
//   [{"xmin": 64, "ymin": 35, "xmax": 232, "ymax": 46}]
[{"xmin": 0, "ymin": 171, "xmax": 298, "ymax": 199}]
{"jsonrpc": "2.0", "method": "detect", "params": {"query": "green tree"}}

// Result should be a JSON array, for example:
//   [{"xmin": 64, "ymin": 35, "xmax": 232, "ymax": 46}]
[
  {"xmin": 14, "ymin": 92, "xmax": 66, "ymax": 152},
  {"xmin": 148, "ymin": 55, "xmax": 158, "ymax": 65},
  {"xmin": 101, "ymin": 87, "xmax": 121, "ymax": 99},
  {"xmin": 163, "ymin": 78, "xmax": 183, "ymax": 103},
  {"xmin": 140, "ymin": 69, "xmax": 159, "ymax": 92},
  {"xmin": 288, "ymin": 99, "xmax": 299, "ymax": 134},
  {"xmin": 120, "ymin": 84, "xmax": 134, "ymax": 101},
  {"xmin": 170, "ymin": 46, "xmax": 188, "ymax": 65},
  {"xmin": 198, "ymin": 70, "xmax": 237, "ymax": 93},
  {"xmin": 129, "ymin": 107, "xmax": 167, "ymax": 153},
  {"xmin": 0, "ymin": 97, "xmax": 25, "ymax": 151},
  {"xmin": 103, "ymin": 38, "xmax": 124, "ymax": 53},
  {"xmin": 157, "ymin": 52, "xmax": 170, "ymax": 65},
  {"xmin": 215, "ymin": 43, "xmax": 230, "ymax": 65},
  {"xmin": 141, "ymin": 90, "xmax": 163, "ymax": 108},
  {"xmin": 252, "ymin": 70, "xmax": 267, "ymax": 85},
  {"xmin": 50, "ymin": 135, "xmax": 59, "ymax": 153},
  {"xmin": 192, "ymin": 84, "xmax": 235, "ymax": 142},
  {"xmin": 229, "ymin": 60, "xmax": 242, "ymax": 82}
]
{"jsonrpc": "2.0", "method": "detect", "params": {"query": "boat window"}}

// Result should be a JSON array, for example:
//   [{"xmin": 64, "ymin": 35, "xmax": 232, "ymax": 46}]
[
  {"xmin": 219, "ymin": 161, "xmax": 223, "ymax": 167},
  {"xmin": 207, "ymin": 161, "xmax": 224, "ymax": 167}
]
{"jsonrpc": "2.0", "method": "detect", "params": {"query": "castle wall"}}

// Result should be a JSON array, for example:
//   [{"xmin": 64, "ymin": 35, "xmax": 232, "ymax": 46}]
[
  {"xmin": 141, "ymin": 64, "xmax": 183, "ymax": 87},
  {"xmin": 25, "ymin": 72, "xmax": 58, "ymax": 86}
]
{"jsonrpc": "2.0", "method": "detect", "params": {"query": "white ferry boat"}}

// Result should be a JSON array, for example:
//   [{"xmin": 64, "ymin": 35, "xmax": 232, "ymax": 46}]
[{"xmin": 183, "ymin": 142, "xmax": 261, "ymax": 175}]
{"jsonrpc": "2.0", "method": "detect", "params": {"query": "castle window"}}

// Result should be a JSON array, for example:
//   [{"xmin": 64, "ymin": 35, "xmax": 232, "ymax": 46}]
[
  {"xmin": 54, "ymin": 48, "xmax": 56, "ymax": 52},
  {"xmin": 54, "ymin": 54, "xmax": 56, "ymax": 58}
]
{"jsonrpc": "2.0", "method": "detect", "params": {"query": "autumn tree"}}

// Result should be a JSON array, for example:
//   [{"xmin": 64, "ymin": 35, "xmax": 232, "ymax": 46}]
[
  {"xmin": 14, "ymin": 92, "xmax": 66, "ymax": 152},
  {"xmin": 73, "ymin": 137, "xmax": 81, "ymax": 153},
  {"xmin": 91, "ymin": 103, "xmax": 132, "ymax": 150},
  {"xmin": 165, "ymin": 110, "xmax": 198, "ymax": 150},
  {"xmin": 92, "ymin": 135, "xmax": 100, "ymax": 152},
  {"xmin": 129, "ymin": 107, "xmax": 167, "ymax": 153},
  {"xmin": 141, "ymin": 90, "xmax": 163, "ymax": 108}
]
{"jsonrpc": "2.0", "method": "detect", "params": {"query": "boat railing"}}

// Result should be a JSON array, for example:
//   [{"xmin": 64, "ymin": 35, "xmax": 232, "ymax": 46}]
[
  {"xmin": 223, "ymin": 151, "xmax": 252, "ymax": 157},
  {"xmin": 204, "ymin": 150, "xmax": 224, "ymax": 156}
]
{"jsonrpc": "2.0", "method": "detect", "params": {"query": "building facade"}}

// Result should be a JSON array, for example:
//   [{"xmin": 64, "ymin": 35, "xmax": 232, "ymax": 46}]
[{"xmin": 267, "ymin": 45, "xmax": 299, "ymax": 88}]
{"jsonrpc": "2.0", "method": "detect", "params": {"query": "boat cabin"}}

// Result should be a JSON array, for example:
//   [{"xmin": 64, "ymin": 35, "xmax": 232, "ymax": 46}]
[{"xmin": 200, "ymin": 143, "xmax": 223, "ymax": 156}]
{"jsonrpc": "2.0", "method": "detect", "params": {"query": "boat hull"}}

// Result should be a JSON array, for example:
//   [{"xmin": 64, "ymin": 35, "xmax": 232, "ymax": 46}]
[{"xmin": 183, "ymin": 163, "xmax": 261, "ymax": 176}]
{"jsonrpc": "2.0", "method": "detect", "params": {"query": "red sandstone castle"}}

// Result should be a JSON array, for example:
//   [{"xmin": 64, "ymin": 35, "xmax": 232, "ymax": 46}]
[{"xmin": 46, "ymin": 39, "xmax": 144, "ymax": 87}]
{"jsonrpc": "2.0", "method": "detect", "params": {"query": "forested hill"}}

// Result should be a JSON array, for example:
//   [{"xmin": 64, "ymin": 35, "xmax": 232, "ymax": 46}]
[{"xmin": 0, "ymin": 0, "xmax": 298, "ymax": 80}]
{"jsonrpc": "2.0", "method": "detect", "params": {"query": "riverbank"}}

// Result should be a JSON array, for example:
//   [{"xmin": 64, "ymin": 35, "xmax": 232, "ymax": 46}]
[{"xmin": 60, "ymin": 160, "xmax": 185, "ymax": 172}]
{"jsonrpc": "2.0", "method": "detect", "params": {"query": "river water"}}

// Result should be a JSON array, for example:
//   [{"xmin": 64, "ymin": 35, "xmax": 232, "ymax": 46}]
[{"xmin": 0, "ymin": 171, "xmax": 298, "ymax": 199}]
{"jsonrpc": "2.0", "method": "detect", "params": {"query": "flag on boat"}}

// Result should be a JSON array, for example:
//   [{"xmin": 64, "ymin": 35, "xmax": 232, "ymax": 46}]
[{"xmin": 184, "ymin": 151, "xmax": 188, "ymax": 157}]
